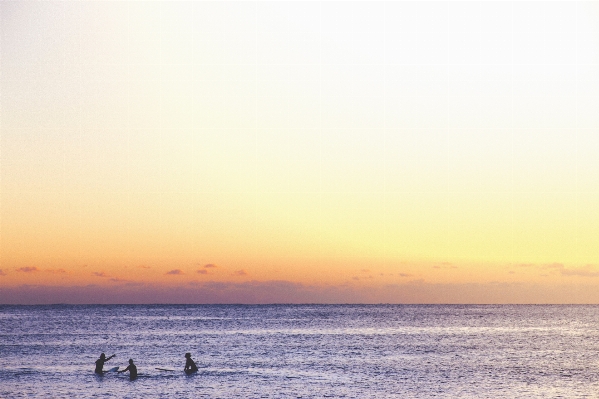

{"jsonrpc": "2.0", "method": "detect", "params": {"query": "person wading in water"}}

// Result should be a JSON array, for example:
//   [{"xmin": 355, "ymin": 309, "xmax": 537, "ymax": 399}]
[
  {"xmin": 184, "ymin": 353, "xmax": 198, "ymax": 374},
  {"xmin": 95, "ymin": 353, "xmax": 116, "ymax": 374},
  {"xmin": 118, "ymin": 358, "xmax": 138, "ymax": 380}
]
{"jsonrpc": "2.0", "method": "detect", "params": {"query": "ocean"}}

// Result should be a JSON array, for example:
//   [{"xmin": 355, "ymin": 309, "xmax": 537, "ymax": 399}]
[{"xmin": 1, "ymin": 305, "xmax": 599, "ymax": 398}]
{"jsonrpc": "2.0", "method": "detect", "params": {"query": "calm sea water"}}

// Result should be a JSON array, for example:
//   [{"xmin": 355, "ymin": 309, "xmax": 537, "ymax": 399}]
[{"xmin": 1, "ymin": 305, "xmax": 599, "ymax": 398}]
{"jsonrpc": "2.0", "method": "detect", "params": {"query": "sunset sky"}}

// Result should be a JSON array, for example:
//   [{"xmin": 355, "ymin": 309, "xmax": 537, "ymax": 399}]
[{"xmin": 1, "ymin": 1, "xmax": 599, "ymax": 303}]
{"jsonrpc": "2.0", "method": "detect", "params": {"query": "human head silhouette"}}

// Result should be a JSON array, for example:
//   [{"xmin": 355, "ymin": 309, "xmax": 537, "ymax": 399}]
[
  {"xmin": 129, "ymin": 359, "xmax": 134, "ymax": 365},
  {"xmin": 185, "ymin": 353, "xmax": 191, "ymax": 358},
  {"xmin": 100, "ymin": 353, "xmax": 106, "ymax": 359}
]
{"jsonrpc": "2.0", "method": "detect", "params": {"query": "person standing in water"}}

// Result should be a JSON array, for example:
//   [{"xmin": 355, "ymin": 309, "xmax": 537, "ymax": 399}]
[
  {"xmin": 95, "ymin": 353, "xmax": 116, "ymax": 374},
  {"xmin": 118, "ymin": 359, "xmax": 138, "ymax": 380},
  {"xmin": 184, "ymin": 353, "xmax": 198, "ymax": 374}
]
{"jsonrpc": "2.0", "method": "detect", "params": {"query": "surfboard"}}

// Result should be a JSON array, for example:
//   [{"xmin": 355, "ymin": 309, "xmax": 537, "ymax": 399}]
[
  {"xmin": 107, "ymin": 367, "xmax": 119, "ymax": 372},
  {"xmin": 156, "ymin": 368, "xmax": 175, "ymax": 372}
]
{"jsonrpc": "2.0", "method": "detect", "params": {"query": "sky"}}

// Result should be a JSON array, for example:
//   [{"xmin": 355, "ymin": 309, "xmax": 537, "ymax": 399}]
[{"xmin": 1, "ymin": 1, "xmax": 599, "ymax": 304}]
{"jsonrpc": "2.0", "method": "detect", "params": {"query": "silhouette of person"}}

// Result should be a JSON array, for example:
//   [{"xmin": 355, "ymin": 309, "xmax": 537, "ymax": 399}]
[
  {"xmin": 184, "ymin": 353, "xmax": 198, "ymax": 374},
  {"xmin": 95, "ymin": 353, "xmax": 116, "ymax": 374},
  {"xmin": 118, "ymin": 359, "xmax": 138, "ymax": 380}
]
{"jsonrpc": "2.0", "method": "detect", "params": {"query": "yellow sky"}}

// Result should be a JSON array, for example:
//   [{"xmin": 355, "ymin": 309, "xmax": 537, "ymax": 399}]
[{"xmin": 1, "ymin": 1, "xmax": 599, "ymax": 303}]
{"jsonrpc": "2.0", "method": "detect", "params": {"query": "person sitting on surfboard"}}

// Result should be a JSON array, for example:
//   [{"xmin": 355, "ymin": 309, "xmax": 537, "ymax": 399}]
[
  {"xmin": 184, "ymin": 353, "xmax": 198, "ymax": 374},
  {"xmin": 95, "ymin": 353, "xmax": 116, "ymax": 374},
  {"xmin": 118, "ymin": 358, "xmax": 137, "ymax": 380}
]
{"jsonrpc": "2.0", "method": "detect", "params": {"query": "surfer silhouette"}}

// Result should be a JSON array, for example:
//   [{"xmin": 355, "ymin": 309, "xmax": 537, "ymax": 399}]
[
  {"xmin": 184, "ymin": 353, "xmax": 198, "ymax": 374},
  {"xmin": 95, "ymin": 353, "xmax": 115, "ymax": 374},
  {"xmin": 118, "ymin": 359, "xmax": 138, "ymax": 380}
]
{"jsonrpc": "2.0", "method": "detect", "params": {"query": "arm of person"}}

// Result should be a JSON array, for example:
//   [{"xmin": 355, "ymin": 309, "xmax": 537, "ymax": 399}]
[
  {"xmin": 118, "ymin": 365, "xmax": 130, "ymax": 373},
  {"xmin": 106, "ymin": 354, "xmax": 116, "ymax": 361}
]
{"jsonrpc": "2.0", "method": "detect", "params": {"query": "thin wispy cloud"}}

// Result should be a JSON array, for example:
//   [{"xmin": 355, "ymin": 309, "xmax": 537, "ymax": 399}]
[
  {"xmin": 166, "ymin": 269, "xmax": 184, "ymax": 275},
  {"xmin": 197, "ymin": 269, "xmax": 208, "ymax": 275},
  {"xmin": 233, "ymin": 269, "xmax": 247, "ymax": 276},
  {"xmin": 204, "ymin": 264, "xmax": 217, "ymax": 269},
  {"xmin": 18, "ymin": 267, "xmax": 38, "ymax": 273},
  {"xmin": 542, "ymin": 263, "xmax": 565, "ymax": 270},
  {"xmin": 558, "ymin": 265, "xmax": 599, "ymax": 277},
  {"xmin": 92, "ymin": 272, "xmax": 107, "ymax": 277},
  {"xmin": 46, "ymin": 269, "xmax": 67, "ymax": 274},
  {"xmin": 433, "ymin": 263, "xmax": 457, "ymax": 270},
  {"xmin": 531, "ymin": 263, "xmax": 599, "ymax": 278}
]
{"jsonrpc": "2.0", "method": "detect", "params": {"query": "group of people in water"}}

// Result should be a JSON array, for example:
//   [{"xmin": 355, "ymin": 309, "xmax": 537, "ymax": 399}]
[{"xmin": 94, "ymin": 352, "xmax": 198, "ymax": 380}]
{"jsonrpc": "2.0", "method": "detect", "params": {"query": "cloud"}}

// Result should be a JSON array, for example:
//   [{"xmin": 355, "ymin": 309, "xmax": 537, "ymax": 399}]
[
  {"xmin": 542, "ymin": 263, "xmax": 565, "ymax": 270},
  {"xmin": 166, "ymin": 269, "xmax": 184, "ymax": 275},
  {"xmin": 139, "ymin": 265, "xmax": 151, "ymax": 269},
  {"xmin": 109, "ymin": 277, "xmax": 130, "ymax": 283},
  {"xmin": 433, "ymin": 263, "xmax": 457, "ymax": 270},
  {"xmin": 360, "ymin": 269, "xmax": 370, "ymax": 273},
  {"xmin": 9, "ymin": 280, "xmax": 599, "ymax": 304},
  {"xmin": 505, "ymin": 262, "xmax": 599, "ymax": 278},
  {"xmin": 233, "ymin": 269, "xmax": 247, "ymax": 276},
  {"xmin": 0, "ymin": 270, "xmax": 6, "ymax": 276},
  {"xmin": 46, "ymin": 269, "xmax": 67, "ymax": 274},
  {"xmin": 560, "ymin": 267, "xmax": 599, "ymax": 278},
  {"xmin": 538, "ymin": 263, "xmax": 599, "ymax": 278},
  {"xmin": 18, "ymin": 267, "xmax": 39, "ymax": 273},
  {"xmin": 92, "ymin": 272, "xmax": 107, "ymax": 277},
  {"xmin": 204, "ymin": 264, "xmax": 217, "ymax": 269},
  {"xmin": 197, "ymin": 269, "xmax": 208, "ymax": 275},
  {"xmin": 399, "ymin": 273, "xmax": 412, "ymax": 277}
]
